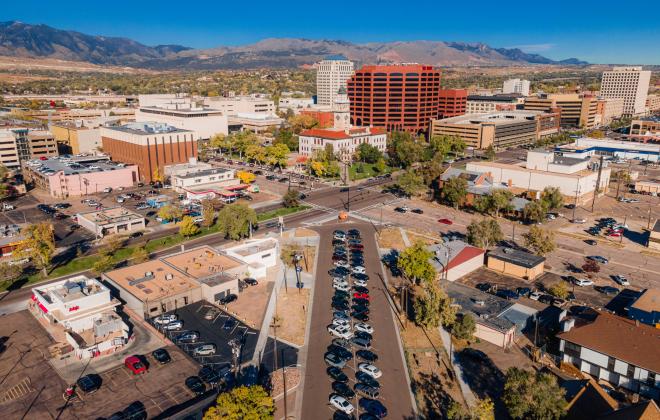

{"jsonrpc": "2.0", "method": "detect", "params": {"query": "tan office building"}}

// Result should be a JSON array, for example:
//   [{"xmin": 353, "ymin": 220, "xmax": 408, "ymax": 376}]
[
  {"xmin": 50, "ymin": 123, "xmax": 101, "ymax": 154},
  {"xmin": 430, "ymin": 110, "xmax": 559, "ymax": 150},
  {"xmin": 0, "ymin": 128, "xmax": 58, "ymax": 169},
  {"xmin": 524, "ymin": 93, "xmax": 598, "ymax": 129},
  {"xmin": 600, "ymin": 66, "xmax": 651, "ymax": 116},
  {"xmin": 596, "ymin": 97, "xmax": 625, "ymax": 126}
]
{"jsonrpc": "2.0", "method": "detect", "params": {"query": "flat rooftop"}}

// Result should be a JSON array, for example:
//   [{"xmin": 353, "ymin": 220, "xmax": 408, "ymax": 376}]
[
  {"xmin": 468, "ymin": 160, "xmax": 600, "ymax": 179},
  {"xmin": 25, "ymin": 156, "xmax": 130, "ymax": 176},
  {"xmin": 444, "ymin": 282, "xmax": 516, "ymax": 332},
  {"xmin": 77, "ymin": 207, "xmax": 144, "ymax": 226},
  {"xmin": 34, "ymin": 275, "xmax": 107, "ymax": 304},
  {"xmin": 436, "ymin": 110, "xmax": 545, "ymax": 126},
  {"xmin": 488, "ymin": 246, "xmax": 545, "ymax": 269},
  {"xmin": 104, "ymin": 260, "xmax": 199, "ymax": 301},
  {"xmin": 227, "ymin": 238, "xmax": 277, "ymax": 257},
  {"xmin": 104, "ymin": 122, "xmax": 190, "ymax": 135},
  {"xmin": 162, "ymin": 246, "xmax": 244, "ymax": 279},
  {"xmin": 139, "ymin": 106, "xmax": 224, "ymax": 116},
  {"xmin": 629, "ymin": 289, "xmax": 659, "ymax": 313},
  {"xmin": 174, "ymin": 167, "xmax": 233, "ymax": 180}
]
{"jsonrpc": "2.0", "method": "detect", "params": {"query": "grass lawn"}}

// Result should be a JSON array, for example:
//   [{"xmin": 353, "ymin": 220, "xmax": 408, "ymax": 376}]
[
  {"xmin": 349, "ymin": 162, "xmax": 391, "ymax": 180},
  {"xmin": 1, "ymin": 205, "xmax": 310, "ymax": 291}
]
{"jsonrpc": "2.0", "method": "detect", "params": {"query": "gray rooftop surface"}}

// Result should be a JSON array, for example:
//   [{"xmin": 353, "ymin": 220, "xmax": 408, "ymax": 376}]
[
  {"xmin": 488, "ymin": 247, "xmax": 545, "ymax": 269},
  {"xmin": 443, "ymin": 281, "xmax": 516, "ymax": 332},
  {"xmin": 174, "ymin": 167, "xmax": 233, "ymax": 180}
]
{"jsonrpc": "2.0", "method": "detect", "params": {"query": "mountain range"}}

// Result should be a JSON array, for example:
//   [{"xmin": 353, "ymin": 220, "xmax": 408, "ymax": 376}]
[{"xmin": 0, "ymin": 21, "xmax": 588, "ymax": 70}]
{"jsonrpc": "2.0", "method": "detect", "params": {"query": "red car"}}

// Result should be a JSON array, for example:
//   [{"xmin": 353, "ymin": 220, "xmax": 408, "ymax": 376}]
[
  {"xmin": 438, "ymin": 218, "xmax": 453, "ymax": 225},
  {"xmin": 125, "ymin": 356, "xmax": 147, "ymax": 375},
  {"xmin": 353, "ymin": 292, "xmax": 370, "ymax": 300}
]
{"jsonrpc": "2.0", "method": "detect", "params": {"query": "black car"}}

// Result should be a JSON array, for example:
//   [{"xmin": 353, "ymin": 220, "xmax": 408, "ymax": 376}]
[
  {"xmin": 348, "ymin": 229, "xmax": 360, "ymax": 236},
  {"xmin": 327, "ymin": 344, "xmax": 353, "ymax": 361},
  {"xmin": 332, "ymin": 381, "xmax": 356, "ymax": 399},
  {"xmin": 266, "ymin": 175, "xmax": 277, "ymax": 180},
  {"xmin": 327, "ymin": 366, "xmax": 349, "ymax": 382},
  {"xmin": 394, "ymin": 207, "xmax": 407, "ymax": 213},
  {"xmin": 356, "ymin": 350, "xmax": 378, "ymax": 363},
  {"xmin": 219, "ymin": 294, "xmax": 237, "ymax": 305},
  {"xmin": 243, "ymin": 278, "xmax": 258, "ymax": 286},
  {"xmin": 152, "ymin": 348, "xmax": 171, "ymax": 364},
  {"xmin": 475, "ymin": 283, "xmax": 492, "ymax": 292},
  {"xmin": 411, "ymin": 208, "xmax": 424, "ymax": 214},
  {"xmin": 538, "ymin": 294, "xmax": 554, "ymax": 304},
  {"xmin": 254, "ymin": 170, "xmax": 263, "ymax": 176},
  {"xmin": 354, "ymin": 383, "xmax": 380, "ymax": 399},
  {"xmin": 332, "ymin": 296, "xmax": 349, "ymax": 305},
  {"xmin": 359, "ymin": 398, "xmax": 388, "ymax": 418},
  {"xmin": 352, "ymin": 273, "xmax": 369, "ymax": 281},
  {"xmin": 198, "ymin": 365, "xmax": 221, "ymax": 385},
  {"xmin": 352, "ymin": 297, "xmax": 369, "ymax": 306},
  {"xmin": 185, "ymin": 376, "xmax": 206, "ymax": 395},
  {"xmin": 334, "ymin": 290, "xmax": 350, "ymax": 298},
  {"xmin": 356, "ymin": 371, "xmax": 380, "ymax": 389},
  {"xmin": 355, "ymin": 331, "xmax": 373, "ymax": 341},
  {"xmin": 130, "ymin": 231, "xmax": 144, "ymax": 239},
  {"xmin": 350, "ymin": 337, "xmax": 371, "ymax": 349},
  {"xmin": 76, "ymin": 374, "xmax": 102, "ymax": 394},
  {"xmin": 585, "ymin": 239, "xmax": 598, "ymax": 246},
  {"xmin": 70, "ymin": 224, "xmax": 81, "ymax": 231},
  {"xmin": 516, "ymin": 287, "xmax": 531, "ymax": 297},
  {"xmin": 353, "ymin": 286, "xmax": 369, "ymax": 294},
  {"xmin": 123, "ymin": 401, "xmax": 147, "ymax": 420},
  {"xmin": 334, "ymin": 411, "xmax": 355, "ymax": 420},
  {"xmin": 351, "ymin": 304, "xmax": 369, "ymax": 313},
  {"xmin": 340, "ymin": 187, "xmax": 349, "ymax": 192},
  {"xmin": 332, "ymin": 301, "xmax": 350, "ymax": 311},
  {"xmin": 351, "ymin": 312, "xmax": 369, "ymax": 322},
  {"xmin": 596, "ymin": 286, "xmax": 619, "ymax": 296},
  {"xmin": 332, "ymin": 338, "xmax": 351, "ymax": 348}
]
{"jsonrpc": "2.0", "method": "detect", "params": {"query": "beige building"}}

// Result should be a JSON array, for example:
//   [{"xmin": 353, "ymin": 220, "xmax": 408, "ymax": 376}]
[
  {"xmin": 524, "ymin": 93, "xmax": 599, "ymax": 129},
  {"xmin": 648, "ymin": 220, "xmax": 660, "ymax": 251},
  {"xmin": 466, "ymin": 94, "xmax": 520, "ymax": 114},
  {"xmin": 316, "ymin": 55, "xmax": 355, "ymax": 106},
  {"xmin": 646, "ymin": 94, "xmax": 660, "ymax": 113},
  {"xmin": 486, "ymin": 247, "xmax": 545, "ymax": 280},
  {"xmin": 600, "ymin": 67, "xmax": 651, "ymax": 116},
  {"xmin": 635, "ymin": 180, "xmax": 660, "ymax": 194},
  {"xmin": 203, "ymin": 94, "xmax": 276, "ymax": 115},
  {"xmin": 466, "ymin": 150, "xmax": 611, "ymax": 205},
  {"xmin": 430, "ymin": 110, "xmax": 559, "ymax": 150},
  {"xmin": 50, "ymin": 123, "xmax": 101, "ymax": 154},
  {"xmin": 0, "ymin": 128, "xmax": 58, "ymax": 169},
  {"xmin": 596, "ymin": 97, "xmax": 625, "ymax": 126}
]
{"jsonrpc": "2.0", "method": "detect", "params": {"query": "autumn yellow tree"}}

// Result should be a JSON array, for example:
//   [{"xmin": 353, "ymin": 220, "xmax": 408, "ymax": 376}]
[
  {"xmin": 237, "ymin": 171, "xmax": 256, "ymax": 184},
  {"xmin": 14, "ymin": 222, "xmax": 55, "ymax": 276}
]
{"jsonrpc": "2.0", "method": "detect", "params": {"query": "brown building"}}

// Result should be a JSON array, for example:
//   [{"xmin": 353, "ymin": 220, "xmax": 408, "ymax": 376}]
[
  {"xmin": 100, "ymin": 122, "xmax": 197, "ymax": 183},
  {"xmin": 486, "ymin": 246, "xmax": 545, "ymax": 280},
  {"xmin": 437, "ymin": 89, "xmax": 468, "ymax": 119},
  {"xmin": 347, "ymin": 64, "xmax": 442, "ymax": 134},
  {"xmin": 524, "ymin": 93, "xmax": 598, "ymax": 129}
]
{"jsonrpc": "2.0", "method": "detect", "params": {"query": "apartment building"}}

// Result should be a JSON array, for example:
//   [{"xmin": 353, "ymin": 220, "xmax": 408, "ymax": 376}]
[
  {"xmin": 646, "ymin": 94, "xmax": 660, "ymax": 113},
  {"xmin": 524, "ymin": 93, "xmax": 599, "ymax": 129},
  {"xmin": 49, "ymin": 123, "xmax": 101, "ymax": 154},
  {"xmin": 466, "ymin": 94, "xmax": 521, "ymax": 114},
  {"xmin": 348, "ymin": 64, "xmax": 442, "ymax": 133},
  {"xmin": 437, "ymin": 89, "xmax": 468, "ymax": 118},
  {"xmin": 430, "ymin": 110, "xmax": 559, "ymax": 150},
  {"xmin": 596, "ymin": 97, "xmax": 625, "ymax": 126},
  {"xmin": 466, "ymin": 149, "xmax": 611, "ymax": 205},
  {"xmin": 502, "ymin": 79, "xmax": 531, "ymax": 96},
  {"xmin": 558, "ymin": 311, "xmax": 660, "ymax": 400},
  {"xmin": 316, "ymin": 55, "xmax": 355, "ymax": 107},
  {"xmin": 100, "ymin": 122, "xmax": 197, "ymax": 183},
  {"xmin": 0, "ymin": 128, "xmax": 58, "ymax": 169},
  {"xmin": 600, "ymin": 67, "xmax": 651, "ymax": 116}
]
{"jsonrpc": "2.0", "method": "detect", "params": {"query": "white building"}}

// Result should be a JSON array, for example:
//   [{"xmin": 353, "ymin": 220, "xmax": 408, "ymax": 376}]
[
  {"xmin": 556, "ymin": 137, "xmax": 660, "ymax": 163},
  {"xmin": 299, "ymin": 126, "xmax": 387, "ymax": 162},
  {"xmin": 227, "ymin": 112, "xmax": 284, "ymax": 133},
  {"xmin": 76, "ymin": 207, "xmax": 146, "ymax": 237},
  {"xmin": 502, "ymin": 79, "xmax": 531, "ymax": 97},
  {"xmin": 466, "ymin": 149, "xmax": 611, "ymax": 205},
  {"xmin": 316, "ymin": 55, "xmax": 354, "ymax": 106},
  {"xmin": 597, "ymin": 97, "xmax": 625, "ymax": 126},
  {"xmin": 600, "ymin": 67, "xmax": 651, "ymax": 117},
  {"xmin": 30, "ymin": 275, "xmax": 129, "ymax": 359},
  {"xmin": 427, "ymin": 241, "xmax": 485, "ymax": 282},
  {"xmin": 204, "ymin": 94, "xmax": 276, "ymax": 115},
  {"xmin": 171, "ymin": 166, "xmax": 238, "ymax": 193},
  {"xmin": 278, "ymin": 95, "xmax": 314, "ymax": 112},
  {"xmin": 223, "ymin": 237, "xmax": 279, "ymax": 279},
  {"xmin": 135, "ymin": 104, "xmax": 228, "ymax": 140}
]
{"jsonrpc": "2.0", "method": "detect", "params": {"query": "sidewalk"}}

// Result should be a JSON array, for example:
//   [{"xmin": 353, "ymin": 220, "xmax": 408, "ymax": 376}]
[{"xmin": 438, "ymin": 326, "xmax": 477, "ymax": 407}]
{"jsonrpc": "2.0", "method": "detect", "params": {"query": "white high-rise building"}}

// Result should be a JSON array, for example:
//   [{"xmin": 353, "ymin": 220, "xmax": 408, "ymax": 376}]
[
  {"xmin": 600, "ymin": 67, "xmax": 651, "ymax": 117},
  {"xmin": 502, "ymin": 79, "xmax": 531, "ymax": 96},
  {"xmin": 316, "ymin": 55, "xmax": 354, "ymax": 106}
]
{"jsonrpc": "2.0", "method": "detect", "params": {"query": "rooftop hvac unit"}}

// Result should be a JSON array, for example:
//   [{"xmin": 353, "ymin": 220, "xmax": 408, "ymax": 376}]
[
  {"xmin": 165, "ymin": 273, "xmax": 173, "ymax": 280},
  {"xmin": 145, "ymin": 271, "xmax": 154, "ymax": 278}
]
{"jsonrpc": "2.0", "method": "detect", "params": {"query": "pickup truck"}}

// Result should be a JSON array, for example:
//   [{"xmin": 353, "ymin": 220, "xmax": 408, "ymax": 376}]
[{"xmin": 1, "ymin": 203, "xmax": 16, "ymax": 211}]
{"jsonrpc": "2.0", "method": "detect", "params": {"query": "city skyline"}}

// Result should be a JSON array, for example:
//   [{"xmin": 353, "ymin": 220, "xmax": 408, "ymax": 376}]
[{"xmin": 3, "ymin": 0, "xmax": 659, "ymax": 65}]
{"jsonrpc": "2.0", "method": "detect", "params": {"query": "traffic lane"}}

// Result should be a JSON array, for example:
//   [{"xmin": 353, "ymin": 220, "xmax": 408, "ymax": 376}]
[{"xmin": 301, "ymin": 222, "xmax": 414, "ymax": 420}]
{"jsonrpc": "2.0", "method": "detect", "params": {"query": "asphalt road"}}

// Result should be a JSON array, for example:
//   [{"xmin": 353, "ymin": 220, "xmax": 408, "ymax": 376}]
[{"xmin": 300, "ymin": 222, "xmax": 414, "ymax": 420}]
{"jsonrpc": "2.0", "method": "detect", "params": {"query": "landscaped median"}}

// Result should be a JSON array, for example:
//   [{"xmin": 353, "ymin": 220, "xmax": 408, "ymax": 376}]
[{"xmin": 1, "ymin": 205, "xmax": 311, "ymax": 292}]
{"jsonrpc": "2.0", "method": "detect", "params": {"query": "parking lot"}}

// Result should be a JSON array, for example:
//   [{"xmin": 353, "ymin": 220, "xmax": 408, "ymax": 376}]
[
  {"xmin": 301, "ymin": 222, "xmax": 414, "ymax": 419},
  {"xmin": 0, "ymin": 310, "xmax": 199, "ymax": 419}
]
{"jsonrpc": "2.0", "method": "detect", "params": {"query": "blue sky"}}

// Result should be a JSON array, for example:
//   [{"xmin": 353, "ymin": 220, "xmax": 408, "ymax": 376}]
[{"xmin": 3, "ymin": 0, "xmax": 659, "ymax": 64}]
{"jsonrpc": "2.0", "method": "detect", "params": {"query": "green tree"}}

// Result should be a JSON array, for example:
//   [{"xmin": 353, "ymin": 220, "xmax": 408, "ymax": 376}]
[
  {"xmin": 92, "ymin": 255, "xmax": 115, "ymax": 275},
  {"xmin": 466, "ymin": 219, "xmax": 503, "ymax": 249},
  {"xmin": 203, "ymin": 385, "xmax": 274, "ymax": 420},
  {"xmin": 523, "ymin": 225, "xmax": 556, "ymax": 256},
  {"xmin": 374, "ymin": 158, "xmax": 387, "ymax": 173},
  {"xmin": 397, "ymin": 241, "xmax": 436, "ymax": 285},
  {"xmin": 540, "ymin": 187, "xmax": 563, "ymax": 210},
  {"xmin": 158, "ymin": 204, "xmax": 183, "ymax": 222},
  {"xmin": 442, "ymin": 176, "xmax": 469, "ymax": 209},
  {"xmin": 548, "ymin": 281, "xmax": 569, "ymax": 299},
  {"xmin": 523, "ymin": 201, "xmax": 547, "ymax": 224},
  {"xmin": 484, "ymin": 145, "xmax": 496, "ymax": 161},
  {"xmin": 179, "ymin": 216, "xmax": 200, "ymax": 237},
  {"xmin": 502, "ymin": 367, "xmax": 567, "ymax": 420},
  {"xmin": 131, "ymin": 246, "xmax": 149, "ymax": 263},
  {"xmin": 355, "ymin": 143, "xmax": 383, "ymax": 164},
  {"xmin": 396, "ymin": 169, "xmax": 425, "ymax": 197},
  {"xmin": 216, "ymin": 203, "xmax": 257, "ymax": 240},
  {"xmin": 282, "ymin": 189, "xmax": 300, "ymax": 208},
  {"xmin": 265, "ymin": 143, "xmax": 290, "ymax": 168},
  {"xmin": 490, "ymin": 189, "xmax": 514, "ymax": 217},
  {"xmin": 106, "ymin": 235, "xmax": 125, "ymax": 255},
  {"xmin": 0, "ymin": 262, "xmax": 22, "ymax": 285},
  {"xmin": 273, "ymin": 128, "xmax": 299, "ymax": 151},
  {"xmin": 200, "ymin": 199, "xmax": 216, "ymax": 228},
  {"xmin": 245, "ymin": 144, "xmax": 267, "ymax": 163},
  {"xmin": 14, "ymin": 222, "xmax": 55, "ymax": 276},
  {"xmin": 413, "ymin": 284, "xmax": 456, "ymax": 329},
  {"xmin": 452, "ymin": 313, "xmax": 476, "ymax": 340}
]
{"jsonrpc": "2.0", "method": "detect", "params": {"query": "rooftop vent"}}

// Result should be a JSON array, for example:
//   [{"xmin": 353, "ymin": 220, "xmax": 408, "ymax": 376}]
[
  {"xmin": 165, "ymin": 273, "xmax": 173, "ymax": 280},
  {"xmin": 145, "ymin": 271, "xmax": 154, "ymax": 278}
]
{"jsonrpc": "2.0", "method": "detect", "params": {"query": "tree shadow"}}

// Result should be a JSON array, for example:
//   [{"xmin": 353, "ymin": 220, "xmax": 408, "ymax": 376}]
[
  {"xmin": 411, "ymin": 371, "xmax": 456, "ymax": 419},
  {"xmin": 456, "ymin": 348, "xmax": 508, "ymax": 419}
]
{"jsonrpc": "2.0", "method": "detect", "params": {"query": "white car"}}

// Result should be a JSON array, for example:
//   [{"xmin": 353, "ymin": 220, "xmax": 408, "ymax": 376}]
[
  {"xmin": 358, "ymin": 362, "xmax": 382, "ymax": 379},
  {"xmin": 352, "ymin": 266, "xmax": 366, "ymax": 275},
  {"xmin": 328, "ymin": 325, "xmax": 353, "ymax": 339},
  {"xmin": 529, "ymin": 292, "xmax": 542, "ymax": 301},
  {"xmin": 333, "ymin": 234, "xmax": 346, "ymax": 241},
  {"xmin": 102, "ymin": 187, "xmax": 112, "ymax": 193},
  {"xmin": 334, "ymin": 284, "xmax": 350, "ymax": 292},
  {"xmin": 546, "ymin": 213, "xmax": 556, "ymax": 220},
  {"xmin": 163, "ymin": 320, "xmax": 183, "ymax": 331},
  {"xmin": 354, "ymin": 279, "xmax": 368, "ymax": 287},
  {"xmin": 355, "ymin": 322, "xmax": 373, "ymax": 334},
  {"xmin": 332, "ymin": 318, "xmax": 351, "ymax": 328},
  {"xmin": 154, "ymin": 314, "xmax": 177, "ymax": 325},
  {"xmin": 574, "ymin": 278, "xmax": 594, "ymax": 287},
  {"xmin": 192, "ymin": 344, "xmax": 216, "ymax": 356},
  {"xmin": 333, "ymin": 279, "xmax": 349, "ymax": 287},
  {"xmin": 334, "ymin": 261, "xmax": 350, "ymax": 268},
  {"xmin": 329, "ymin": 394, "xmax": 354, "ymax": 415},
  {"xmin": 613, "ymin": 275, "xmax": 630, "ymax": 286}
]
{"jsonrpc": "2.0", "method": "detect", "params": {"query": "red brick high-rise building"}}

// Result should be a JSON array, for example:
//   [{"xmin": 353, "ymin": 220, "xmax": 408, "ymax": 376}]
[
  {"xmin": 347, "ymin": 64, "xmax": 442, "ymax": 134},
  {"xmin": 438, "ymin": 89, "xmax": 468, "ymax": 119}
]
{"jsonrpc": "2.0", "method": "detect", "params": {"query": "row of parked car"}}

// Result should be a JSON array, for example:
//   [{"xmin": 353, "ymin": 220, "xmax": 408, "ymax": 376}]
[{"xmin": 326, "ymin": 229, "xmax": 388, "ymax": 420}]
